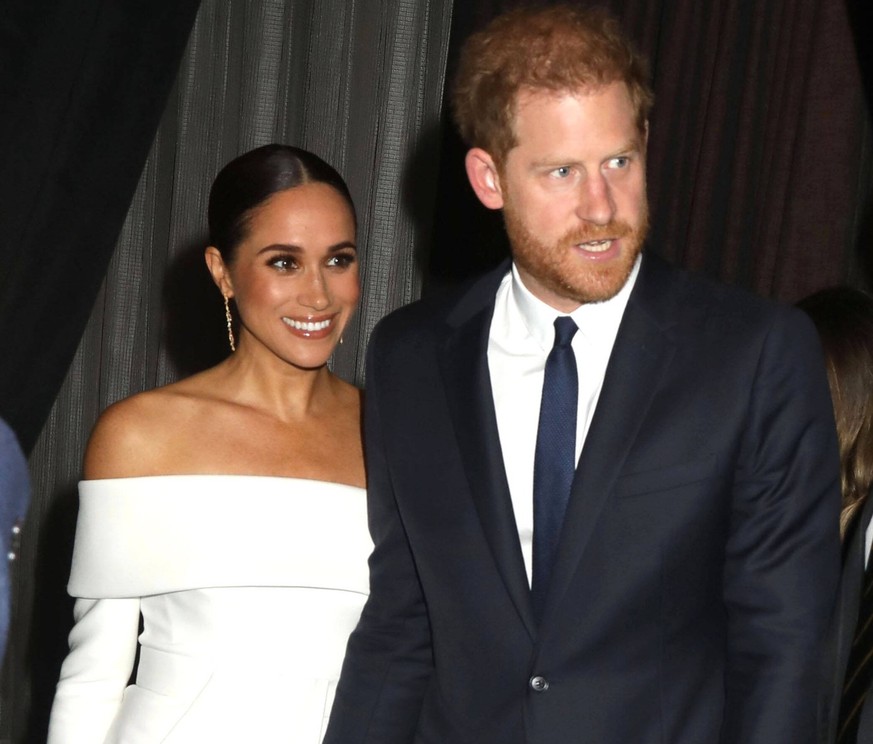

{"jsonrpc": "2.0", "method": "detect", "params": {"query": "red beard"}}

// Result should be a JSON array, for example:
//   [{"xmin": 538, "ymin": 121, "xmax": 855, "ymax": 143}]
[{"xmin": 504, "ymin": 204, "xmax": 649, "ymax": 306}]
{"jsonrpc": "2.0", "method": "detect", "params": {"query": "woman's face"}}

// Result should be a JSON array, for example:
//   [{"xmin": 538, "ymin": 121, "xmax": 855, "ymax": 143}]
[{"xmin": 209, "ymin": 182, "xmax": 359, "ymax": 370}]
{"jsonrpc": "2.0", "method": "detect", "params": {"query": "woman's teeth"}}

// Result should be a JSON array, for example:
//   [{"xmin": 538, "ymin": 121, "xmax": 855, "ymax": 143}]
[{"xmin": 282, "ymin": 318, "xmax": 332, "ymax": 331}]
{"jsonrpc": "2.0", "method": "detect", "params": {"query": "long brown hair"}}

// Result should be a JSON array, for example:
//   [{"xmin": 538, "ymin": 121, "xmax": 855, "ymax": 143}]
[{"xmin": 799, "ymin": 287, "xmax": 873, "ymax": 537}]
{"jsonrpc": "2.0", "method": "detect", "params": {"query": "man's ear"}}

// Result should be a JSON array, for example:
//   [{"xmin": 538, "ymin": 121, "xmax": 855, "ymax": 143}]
[
  {"xmin": 464, "ymin": 148, "xmax": 505, "ymax": 210},
  {"xmin": 204, "ymin": 246, "xmax": 234, "ymax": 299}
]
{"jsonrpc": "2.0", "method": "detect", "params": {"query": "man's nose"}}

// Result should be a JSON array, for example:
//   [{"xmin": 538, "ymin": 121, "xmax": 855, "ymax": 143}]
[{"xmin": 575, "ymin": 173, "xmax": 616, "ymax": 225}]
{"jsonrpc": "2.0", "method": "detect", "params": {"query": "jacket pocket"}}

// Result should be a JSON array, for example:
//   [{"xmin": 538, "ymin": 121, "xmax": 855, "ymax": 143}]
[{"xmin": 615, "ymin": 454, "xmax": 718, "ymax": 498}]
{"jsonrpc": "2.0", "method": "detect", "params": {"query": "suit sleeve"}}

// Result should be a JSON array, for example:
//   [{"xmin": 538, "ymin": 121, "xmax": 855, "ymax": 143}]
[
  {"xmin": 46, "ymin": 596, "xmax": 140, "ymax": 743},
  {"xmin": 324, "ymin": 322, "xmax": 434, "ymax": 744},
  {"xmin": 721, "ymin": 307, "xmax": 841, "ymax": 743},
  {"xmin": 0, "ymin": 419, "xmax": 29, "ymax": 667}
]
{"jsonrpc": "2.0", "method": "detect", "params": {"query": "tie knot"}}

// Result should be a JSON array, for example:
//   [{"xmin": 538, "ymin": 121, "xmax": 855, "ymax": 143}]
[{"xmin": 552, "ymin": 316, "xmax": 577, "ymax": 348}]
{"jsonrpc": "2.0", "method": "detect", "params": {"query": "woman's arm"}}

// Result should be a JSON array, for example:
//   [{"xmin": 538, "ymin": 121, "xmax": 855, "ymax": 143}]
[{"xmin": 47, "ymin": 596, "xmax": 140, "ymax": 743}]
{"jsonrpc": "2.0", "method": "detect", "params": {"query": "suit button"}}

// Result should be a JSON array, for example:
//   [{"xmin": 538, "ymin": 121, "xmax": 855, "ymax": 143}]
[{"xmin": 529, "ymin": 675, "xmax": 549, "ymax": 692}]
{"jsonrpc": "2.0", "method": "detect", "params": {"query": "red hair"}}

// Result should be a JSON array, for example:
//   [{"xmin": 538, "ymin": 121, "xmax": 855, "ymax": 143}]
[{"xmin": 452, "ymin": 5, "xmax": 653, "ymax": 166}]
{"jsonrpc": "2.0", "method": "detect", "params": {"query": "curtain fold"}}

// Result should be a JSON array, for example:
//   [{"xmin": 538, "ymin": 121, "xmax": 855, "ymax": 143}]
[
  {"xmin": 0, "ymin": 0, "xmax": 203, "ymax": 455},
  {"xmin": 643, "ymin": 0, "xmax": 871, "ymax": 298}
]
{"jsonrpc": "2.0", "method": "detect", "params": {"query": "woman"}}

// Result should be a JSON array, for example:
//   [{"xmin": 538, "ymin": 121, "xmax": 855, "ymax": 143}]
[
  {"xmin": 798, "ymin": 286, "xmax": 873, "ymax": 744},
  {"xmin": 799, "ymin": 287, "xmax": 873, "ymax": 537},
  {"xmin": 47, "ymin": 144, "xmax": 371, "ymax": 743}
]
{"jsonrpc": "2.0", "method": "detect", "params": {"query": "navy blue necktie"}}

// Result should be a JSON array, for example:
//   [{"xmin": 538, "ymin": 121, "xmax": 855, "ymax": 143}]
[{"xmin": 531, "ymin": 316, "xmax": 578, "ymax": 623}]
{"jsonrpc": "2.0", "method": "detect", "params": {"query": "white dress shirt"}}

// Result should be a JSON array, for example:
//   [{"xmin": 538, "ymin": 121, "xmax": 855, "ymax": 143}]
[{"xmin": 487, "ymin": 256, "xmax": 640, "ymax": 584}]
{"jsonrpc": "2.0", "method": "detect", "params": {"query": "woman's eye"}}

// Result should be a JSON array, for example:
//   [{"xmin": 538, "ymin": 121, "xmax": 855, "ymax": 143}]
[
  {"xmin": 269, "ymin": 256, "xmax": 297, "ymax": 271},
  {"xmin": 327, "ymin": 253, "xmax": 357, "ymax": 269}
]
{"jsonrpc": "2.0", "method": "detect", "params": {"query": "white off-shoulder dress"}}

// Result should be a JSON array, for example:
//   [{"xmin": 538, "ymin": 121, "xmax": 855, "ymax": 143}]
[{"xmin": 47, "ymin": 475, "xmax": 371, "ymax": 744}]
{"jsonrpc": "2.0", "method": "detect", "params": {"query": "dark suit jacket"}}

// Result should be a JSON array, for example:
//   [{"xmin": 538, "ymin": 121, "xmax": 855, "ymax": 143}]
[
  {"xmin": 822, "ymin": 493, "xmax": 873, "ymax": 743},
  {"xmin": 326, "ymin": 253, "xmax": 842, "ymax": 744}
]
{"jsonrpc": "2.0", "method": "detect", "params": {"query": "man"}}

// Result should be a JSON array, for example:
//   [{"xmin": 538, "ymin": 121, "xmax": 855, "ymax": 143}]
[{"xmin": 326, "ymin": 6, "xmax": 841, "ymax": 743}]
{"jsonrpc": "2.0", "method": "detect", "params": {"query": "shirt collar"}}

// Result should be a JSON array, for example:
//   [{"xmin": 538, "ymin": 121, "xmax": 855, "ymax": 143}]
[{"xmin": 509, "ymin": 253, "xmax": 642, "ymax": 351}]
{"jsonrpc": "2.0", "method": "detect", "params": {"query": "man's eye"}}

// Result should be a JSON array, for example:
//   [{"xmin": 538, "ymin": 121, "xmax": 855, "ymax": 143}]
[
  {"xmin": 608, "ymin": 156, "xmax": 630, "ymax": 169},
  {"xmin": 553, "ymin": 166, "xmax": 572, "ymax": 178}
]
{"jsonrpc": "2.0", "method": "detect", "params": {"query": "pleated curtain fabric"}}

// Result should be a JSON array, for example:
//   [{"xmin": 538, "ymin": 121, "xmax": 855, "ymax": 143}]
[{"xmin": 1, "ymin": 1, "xmax": 453, "ymax": 740}]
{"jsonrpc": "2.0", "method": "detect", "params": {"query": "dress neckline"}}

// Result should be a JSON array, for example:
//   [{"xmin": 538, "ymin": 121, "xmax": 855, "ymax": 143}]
[{"xmin": 79, "ymin": 473, "xmax": 366, "ymax": 491}]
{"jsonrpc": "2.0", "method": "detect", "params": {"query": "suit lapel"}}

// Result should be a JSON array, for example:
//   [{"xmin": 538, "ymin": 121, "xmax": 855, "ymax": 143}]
[
  {"xmin": 438, "ymin": 264, "xmax": 537, "ymax": 639},
  {"xmin": 540, "ymin": 255, "xmax": 679, "ymax": 627}
]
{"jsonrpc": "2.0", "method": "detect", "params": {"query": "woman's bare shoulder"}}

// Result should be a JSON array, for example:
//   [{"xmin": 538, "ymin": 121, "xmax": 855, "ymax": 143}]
[{"xmin": 83, "ymin": 380, "xmax": 211, "ymax": 479}]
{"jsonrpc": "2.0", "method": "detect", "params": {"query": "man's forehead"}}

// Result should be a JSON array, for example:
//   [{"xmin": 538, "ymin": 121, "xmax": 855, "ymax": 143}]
[
  {"xmin": 513, "ymin": 82, "xmax": 628, "ymax": 110},
  {"xmin": 507, "ymin": 81, "xmax": 645, "ymax": 151}
]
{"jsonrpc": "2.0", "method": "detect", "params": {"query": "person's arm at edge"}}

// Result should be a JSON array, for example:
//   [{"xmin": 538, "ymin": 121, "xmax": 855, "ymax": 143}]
[
  {"xmin": 324, "ymin": 320, "xmax": 434, "ymax": 744},
  {"xmin": 46, "ymin": 595, "xmax": 140, "ymax": 743},
  {"xmin": 721, "ymin": 306, "xmax": 841, "ymax": 743},
  {"xmin": 0, "ymin": 419, "xmax": 29, "ymax": 668}
]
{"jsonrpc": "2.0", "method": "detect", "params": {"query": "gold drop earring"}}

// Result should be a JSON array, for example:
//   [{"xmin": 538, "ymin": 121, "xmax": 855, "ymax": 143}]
[{"xmin": 223, "ymin": 294, "xmax": 236, "ymax": 352}]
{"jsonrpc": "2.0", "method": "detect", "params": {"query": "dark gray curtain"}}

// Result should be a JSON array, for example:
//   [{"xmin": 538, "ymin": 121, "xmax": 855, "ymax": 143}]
[
  {"xmin": 3, "ymin": 1, "xmax": 453, "ymax": 740},
  {"xmin": 0, "ymin": 0, "xmax": 202, "ymax": 455}
]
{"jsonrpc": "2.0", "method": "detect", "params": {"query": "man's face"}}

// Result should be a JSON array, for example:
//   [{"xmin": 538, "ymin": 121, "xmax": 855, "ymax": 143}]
[{"xmin": 498, "ymin": 82, "xmax": 649, "ymax": 312}]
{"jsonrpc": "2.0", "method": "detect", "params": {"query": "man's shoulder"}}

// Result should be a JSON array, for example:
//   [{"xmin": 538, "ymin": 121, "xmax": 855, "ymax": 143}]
[
  {"xmin": 371, "ymin": 262, "xmax": 507, "ymax": 344},
  {"xmin": 638, "ymin": 252, "xmax": 805, "ymax": 332},
  {"xmin": 640, "ymin": 252, "xmax": 758, "ymax": 305}
]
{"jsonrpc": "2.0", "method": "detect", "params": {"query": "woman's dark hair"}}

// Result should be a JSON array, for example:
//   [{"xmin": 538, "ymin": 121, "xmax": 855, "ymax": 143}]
[
  {"xmin": 208, "ymin": 144, "xmax": 356, "ymax": 262},
  {"xmin": 798, "ymin": 286, "xmax": 873, "ymax": 537}
]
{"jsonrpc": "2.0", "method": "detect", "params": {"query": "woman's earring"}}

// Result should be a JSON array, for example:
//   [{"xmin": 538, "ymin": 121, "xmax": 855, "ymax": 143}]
[{"xmin": 223, "ymin": 295, "xmax": 236, "ymax": 352}]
